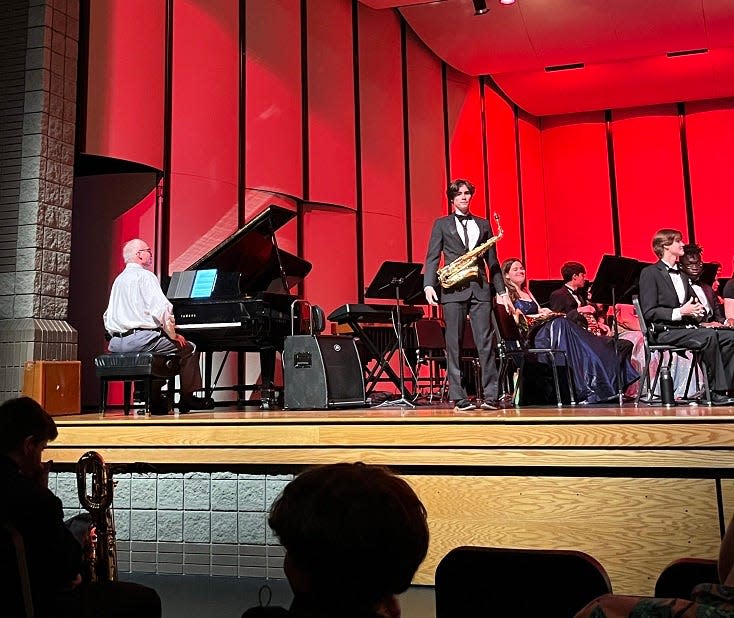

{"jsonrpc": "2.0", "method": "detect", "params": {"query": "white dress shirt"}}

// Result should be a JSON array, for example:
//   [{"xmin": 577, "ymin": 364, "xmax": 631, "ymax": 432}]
[
  {"xmin": 454, "ymin": 215, "xmax": 480, "ymax": 250},
  {"xmin": 103, "ymin": 263, "xmax": 173, "ymax": 334},
  {"xmin": 662, "ymin": 259, "xmax": 686, "ymax": 321}
]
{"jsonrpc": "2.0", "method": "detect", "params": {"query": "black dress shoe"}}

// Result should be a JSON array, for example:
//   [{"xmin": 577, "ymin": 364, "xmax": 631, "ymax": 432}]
[
  {"xmin": 179, "ymin": 395, "xmax": 208, "ymax": 413},
  {"xmin": 710, "ymin": 392, "xmax": 734, "ymax": 406}
]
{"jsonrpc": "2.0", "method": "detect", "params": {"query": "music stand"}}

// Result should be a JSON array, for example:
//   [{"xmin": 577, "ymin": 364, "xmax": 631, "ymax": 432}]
[
  {"xmin": 590, "ymin": 254, "xmax": 644, "ymax": 404},
  {"xmin": 365, "ymin": 261, "xmax": 424, "ymax": 408}
]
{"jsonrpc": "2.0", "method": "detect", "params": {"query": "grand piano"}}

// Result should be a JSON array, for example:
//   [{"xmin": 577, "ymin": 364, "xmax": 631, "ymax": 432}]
[{"xmin": 168, "ymin": 205, "xmax": 311, "ymax": 408}]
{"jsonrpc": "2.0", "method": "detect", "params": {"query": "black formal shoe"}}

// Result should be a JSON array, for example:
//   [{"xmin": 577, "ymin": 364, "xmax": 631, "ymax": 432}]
[
  {"xmin": 178, "ymin": 395, "xmax": 208, "ymax": 413},
  {"xmin": 709, "ymin": 392, "xmax": 734, "ymax": 406},
  {"xmin": 479, "ymin": 401, "xmax": 498, "ymax": 410},
  {"xmin": 454, "ymin": 399, "xmax": 476, "ymax": 412}
]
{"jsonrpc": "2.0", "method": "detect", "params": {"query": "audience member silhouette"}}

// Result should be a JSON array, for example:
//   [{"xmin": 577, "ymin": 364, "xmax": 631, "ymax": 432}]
[
  {"xmin": 242, "ymin": 462, "xmax": 430, "ymax": 618},
  {"xmin": 0, "ymin": 396, "xmax": 161, "ymax": 617}
]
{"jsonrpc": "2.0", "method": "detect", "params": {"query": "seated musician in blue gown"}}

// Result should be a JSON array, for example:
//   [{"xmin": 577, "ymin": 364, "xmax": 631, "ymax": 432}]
[{"xmin": 501, "ymin": 258, "xmax": 638, "ymax": 404}]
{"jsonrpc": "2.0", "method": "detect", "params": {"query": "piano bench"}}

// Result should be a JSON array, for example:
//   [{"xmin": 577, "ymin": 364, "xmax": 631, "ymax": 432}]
[{"xmin": 94, "ymin": 353, "xmax": 180, "ymax": 416}]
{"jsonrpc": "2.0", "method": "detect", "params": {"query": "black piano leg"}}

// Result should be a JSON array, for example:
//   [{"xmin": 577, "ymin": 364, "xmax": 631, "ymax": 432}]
[
  {"xmin": 259, "ymin": 347, "xmax": 277, "ymax": 409},
  {"xmin": 236, "ymin": 352, "xmax": 247, "ymax": 408}
]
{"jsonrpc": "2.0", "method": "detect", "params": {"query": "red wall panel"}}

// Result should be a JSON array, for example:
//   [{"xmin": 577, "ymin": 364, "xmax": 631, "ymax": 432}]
[
  {"xmin": 540, "ymin": 112, "xmax": 611, "ymax": 279},
  {"xmin": 358, "ymin": 5, "xmax": 407, "ymax": 285},
  {"xmin": 613, "ymin": 105, "xmax": 686, "ymax": 262},
  {"xmin": 685, "ymin": 98, "xmax": 734, "ymax": 269},
  {"xmin": 168, "ymin": 0, "xmax": 239, "ymax": 273},
  {"xmin": 245, "ymin": 0, "xmax": 303, "ymax": 198},
  {"xmin": 306, "ymin": 0, "xmax": 356, "ymax": 209},
  {"xmin": 406, "ymin": 29, "xmax": 446, "ymax": 264},
  {"xmin": 302, "ymin": 204, "xmax": 358, "ymax": 317},
  {"xmin": 446, "ymin": 68, "xmax": 486, "ymax": 218},
  {"xmin": 85, "ymin": 0, "xmax": 164, "ymax": 169},
  {"xmin": 517, "ymin": 113, "xmax": 551, "ymax": 278},
  {"xmin": 484, "ymin": 85, "xmax": 521, "ymax": 261}
]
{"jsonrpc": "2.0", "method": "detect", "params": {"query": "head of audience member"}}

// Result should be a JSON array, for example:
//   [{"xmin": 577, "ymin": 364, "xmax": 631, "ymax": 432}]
[
  {"xmin": 268, "ymin": 462, "xmax": 429, "ymax": 617},
  {"xmin": 680, "ymin": 243, "xmax": 704, "ymax": 283},
  {"xmin": 502, "ymin": 258, "xmax": 528, "ymax": 303},
  {"xmin": 446, "ymin": 179, "xmax": 475, "ymax": 216},
  {"xmin": 652, "ymin": 228, "xmax": 684, "ymax": 260},
  {"xmin": 561, "ymin": 261, "xmax": 587, "ymax": 289},
  {"xmin": 0, "ymin": 396, "xmax": 57, "ymax": 478},
  {"xmin": 122, "ymin": 238, "xmax": 153, "ymax": 269}
]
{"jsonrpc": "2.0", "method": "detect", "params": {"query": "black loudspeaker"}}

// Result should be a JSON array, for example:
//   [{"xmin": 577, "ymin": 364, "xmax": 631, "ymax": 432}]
[{"xmin": 283, "ymin": 335, "xmax": 366, "ymax": 410}]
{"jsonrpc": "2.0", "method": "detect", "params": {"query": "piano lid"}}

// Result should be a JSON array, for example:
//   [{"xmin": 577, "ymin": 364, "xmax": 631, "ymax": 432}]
[{"xmin": 186, "ymin": 205, "xmax": 312, "ymax": 295}]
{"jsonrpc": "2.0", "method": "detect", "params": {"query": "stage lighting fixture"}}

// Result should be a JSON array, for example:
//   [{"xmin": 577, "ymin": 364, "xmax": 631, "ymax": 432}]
[
  {"xmin": 472, "ymin": 0, "xmax": 489, "ymax": 15},
  {"xmin": 499, "ymin": 0, "xmax": 516, "ymax": 4}
]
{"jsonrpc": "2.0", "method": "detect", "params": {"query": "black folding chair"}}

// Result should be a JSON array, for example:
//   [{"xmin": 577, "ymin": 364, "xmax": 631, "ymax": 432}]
[
  {"xmin": 654, "ymin": 557, "xmax": 719, "ymax": 600},
  {"xmin": 435, "ymin": 545, "xmax": 612, "ymax": 618},
  {"xmin": 493, "ymin": 304, "xmax": 575, "ymax": 406},
  {"xmin": 632, "ymin": 295, "xmax": 710, "ymax": 405}
]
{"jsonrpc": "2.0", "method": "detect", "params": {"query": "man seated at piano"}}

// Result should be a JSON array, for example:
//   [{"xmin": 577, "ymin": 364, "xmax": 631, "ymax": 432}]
[{"xmin": 103, "ymin": 239, "xmax": 204, "ymax": 414}]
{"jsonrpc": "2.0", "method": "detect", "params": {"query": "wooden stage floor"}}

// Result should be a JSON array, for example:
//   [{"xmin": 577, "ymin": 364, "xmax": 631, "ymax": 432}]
[{"xmin": 48, "ymin": 401, "xmax": 734, "ymax": 594}]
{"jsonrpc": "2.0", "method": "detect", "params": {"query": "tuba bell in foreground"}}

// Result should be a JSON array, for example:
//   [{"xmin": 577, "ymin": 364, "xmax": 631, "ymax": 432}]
[
  {"xmin": 76, "ymin": 450, "xmax": 118, "ymax": 582},
  {"xmin": 437, "ymin": 213, "xmax": 503, "ymax": 289}
]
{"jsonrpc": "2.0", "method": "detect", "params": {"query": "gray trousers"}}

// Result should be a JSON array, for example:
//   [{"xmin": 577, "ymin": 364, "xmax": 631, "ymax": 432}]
[
  {"xmin": 443, "ymin": 296, "xmax": 498, "ymax": 402},
  {"xmin": 108, "ymin": 330, "xmax": 202, "ymax": 398}
]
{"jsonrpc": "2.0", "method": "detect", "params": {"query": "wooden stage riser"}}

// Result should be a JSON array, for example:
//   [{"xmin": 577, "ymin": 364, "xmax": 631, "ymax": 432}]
[{"xmin": 48, "ymin": 411, "xmax": 734, "ymax": 595}]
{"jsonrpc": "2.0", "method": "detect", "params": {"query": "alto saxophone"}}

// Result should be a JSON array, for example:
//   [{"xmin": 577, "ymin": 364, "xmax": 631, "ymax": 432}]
[
  {"xmin": 77, "ymin": 451, "xmax": 118, "ymax": 582},
  {"xmin": 437, "ymin": 213, "xmax": 504, "ymax": 289}
]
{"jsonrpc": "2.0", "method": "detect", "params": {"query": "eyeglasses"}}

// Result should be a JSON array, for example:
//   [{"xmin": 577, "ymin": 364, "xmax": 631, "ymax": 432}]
[{"xmin": 137, "ymin": 248, "xmax": 152, "ymax": 255}]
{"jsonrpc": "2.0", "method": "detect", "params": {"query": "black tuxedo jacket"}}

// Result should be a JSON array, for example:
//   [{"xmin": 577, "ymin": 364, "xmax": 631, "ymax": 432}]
[
  {"xmin": 694, "ymin": 281, "xmax": 725, "ymax": 323},
  {"xmin": 423, "ymin": 214, "xmax": 504, "ymax": 303},
  {"xmin": 639, "ymin": 260, "xmax": 698, "ymax": 327},
  {"xmin": 549, "ymin": 285, "xmax": 587, "ymax": 328}
]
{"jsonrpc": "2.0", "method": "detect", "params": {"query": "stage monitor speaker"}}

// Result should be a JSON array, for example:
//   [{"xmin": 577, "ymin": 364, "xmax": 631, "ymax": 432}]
[{"xmin": 283, "ymin": 335, "xmax": 366, "ymax": 410}]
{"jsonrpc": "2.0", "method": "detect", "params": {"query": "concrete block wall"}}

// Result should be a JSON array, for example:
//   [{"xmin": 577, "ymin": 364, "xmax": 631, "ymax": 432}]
[
  {"xmin": 0, "ymin": 0, "xmax": 79, "ymax": 399},
  {"xmin": 50, "ymin": 470, "xmax": 293, "ymax": 579}
]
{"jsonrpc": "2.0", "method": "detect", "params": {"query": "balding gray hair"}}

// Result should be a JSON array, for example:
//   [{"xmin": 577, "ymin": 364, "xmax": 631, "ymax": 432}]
[{"xmin": 122, "ymin": 239, "xmax": 144, "ymax": 264}]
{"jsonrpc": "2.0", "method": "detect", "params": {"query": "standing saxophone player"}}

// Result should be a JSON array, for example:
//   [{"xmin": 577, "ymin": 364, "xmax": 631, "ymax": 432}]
[
  {"xmin": 424, "ymin": 179, "xmax": 513, "ymax": 411},
  {"xmin": 0, "ymin": 396, "xmax": 161, "ymax": 617}
]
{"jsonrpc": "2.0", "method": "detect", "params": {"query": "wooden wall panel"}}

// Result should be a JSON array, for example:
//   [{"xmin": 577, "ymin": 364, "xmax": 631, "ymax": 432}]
[
  {"xmin": 245, "ymin": 0, "xmax": 303, "ymax": 197},
  {"xmin": 409, "ymin": 475, "xmax": 721, "ymax": 593},
  {"xmin": 405, "ymin": 29, "xmax": 446, "ymax": 264},
  {"xmin": 517, "ymin": 113, "xmax": 550, "ymax": 276},
  {"xmin": 168, "ymin": 0, "xmax": 239, "ymax": 272},
  {"xmin": 305, "ymin": 0, "xmax": 356, "ymax": 209},
  {"xmin": 358, "ymin": 5, "xmax": 407, "ymax": 284},
  {"xmin": 613, "ymin": 105, "xmax": 686, "ymax": 262},
  {"xmin": 540, "ymin": 112, "xmax": 612, "ymax": 279},
  {"xmin": 84, "ymin": 0, "xmax": 165, "ymax": 169},
  {"xmin": 484, "ymin": 85, "xmax": 521, "ymax": 261},
  {"xmin": 685, "ymin": 98, "xmax": 734, "ymax": 268},
  {"xmin": 446, "ymin": 68, "xmax": 486, "ymax": 217}
]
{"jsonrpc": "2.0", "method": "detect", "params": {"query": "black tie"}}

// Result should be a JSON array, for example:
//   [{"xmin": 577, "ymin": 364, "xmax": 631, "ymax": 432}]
[
  {"xmin": 456, "ymin": 215, "xmax": 471, "ymax": 248},
  {"xmin": 667, "ymin": 267, "xmax": 680, "ymax": 275}
]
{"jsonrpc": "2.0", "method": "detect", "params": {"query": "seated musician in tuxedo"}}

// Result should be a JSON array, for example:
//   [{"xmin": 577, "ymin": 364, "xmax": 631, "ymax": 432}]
[
  {"xmin": 638, "ymin": 229, "xmax": 734, "ymax": 406},
  {"xmin": 679, "ymin": 243, "xmax": 730, "ymax": 326},
  {"xmin": 103, "ymin": 238, "xmax": 204, "ymax": 414},
  {"xmin": 549, "ymin": 262, "xmax": 608, "ymax": 333}
]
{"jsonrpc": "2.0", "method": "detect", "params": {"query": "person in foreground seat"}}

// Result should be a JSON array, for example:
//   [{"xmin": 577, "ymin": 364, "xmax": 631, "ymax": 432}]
[
  {"xmin": 241, "ymin": 462, "xmax": 429, "ymax": 618},
  {"xmin": 575, "ymin": 508, "xmax": 734, "ymax": 617},
  {"xmin": 0, "ymin": 396, "xmax": 161, "ymax": 617},
  {"xmin": 103, "ymin": 238, "xmax": 204, "ymax": 413},
  {"xmin": 638, "ymin": 228, "xmax": 734, "ymax": 406}
]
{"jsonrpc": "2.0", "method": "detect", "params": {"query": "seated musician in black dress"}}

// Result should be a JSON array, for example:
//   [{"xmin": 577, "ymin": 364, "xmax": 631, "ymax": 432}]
[
  {"xmin": 502, "ymin": 258, "xmax": 638, "ymax": 404},
  {"xmin": 638, "ymin": 228, "xmax": 734, "ymax": 406}
]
